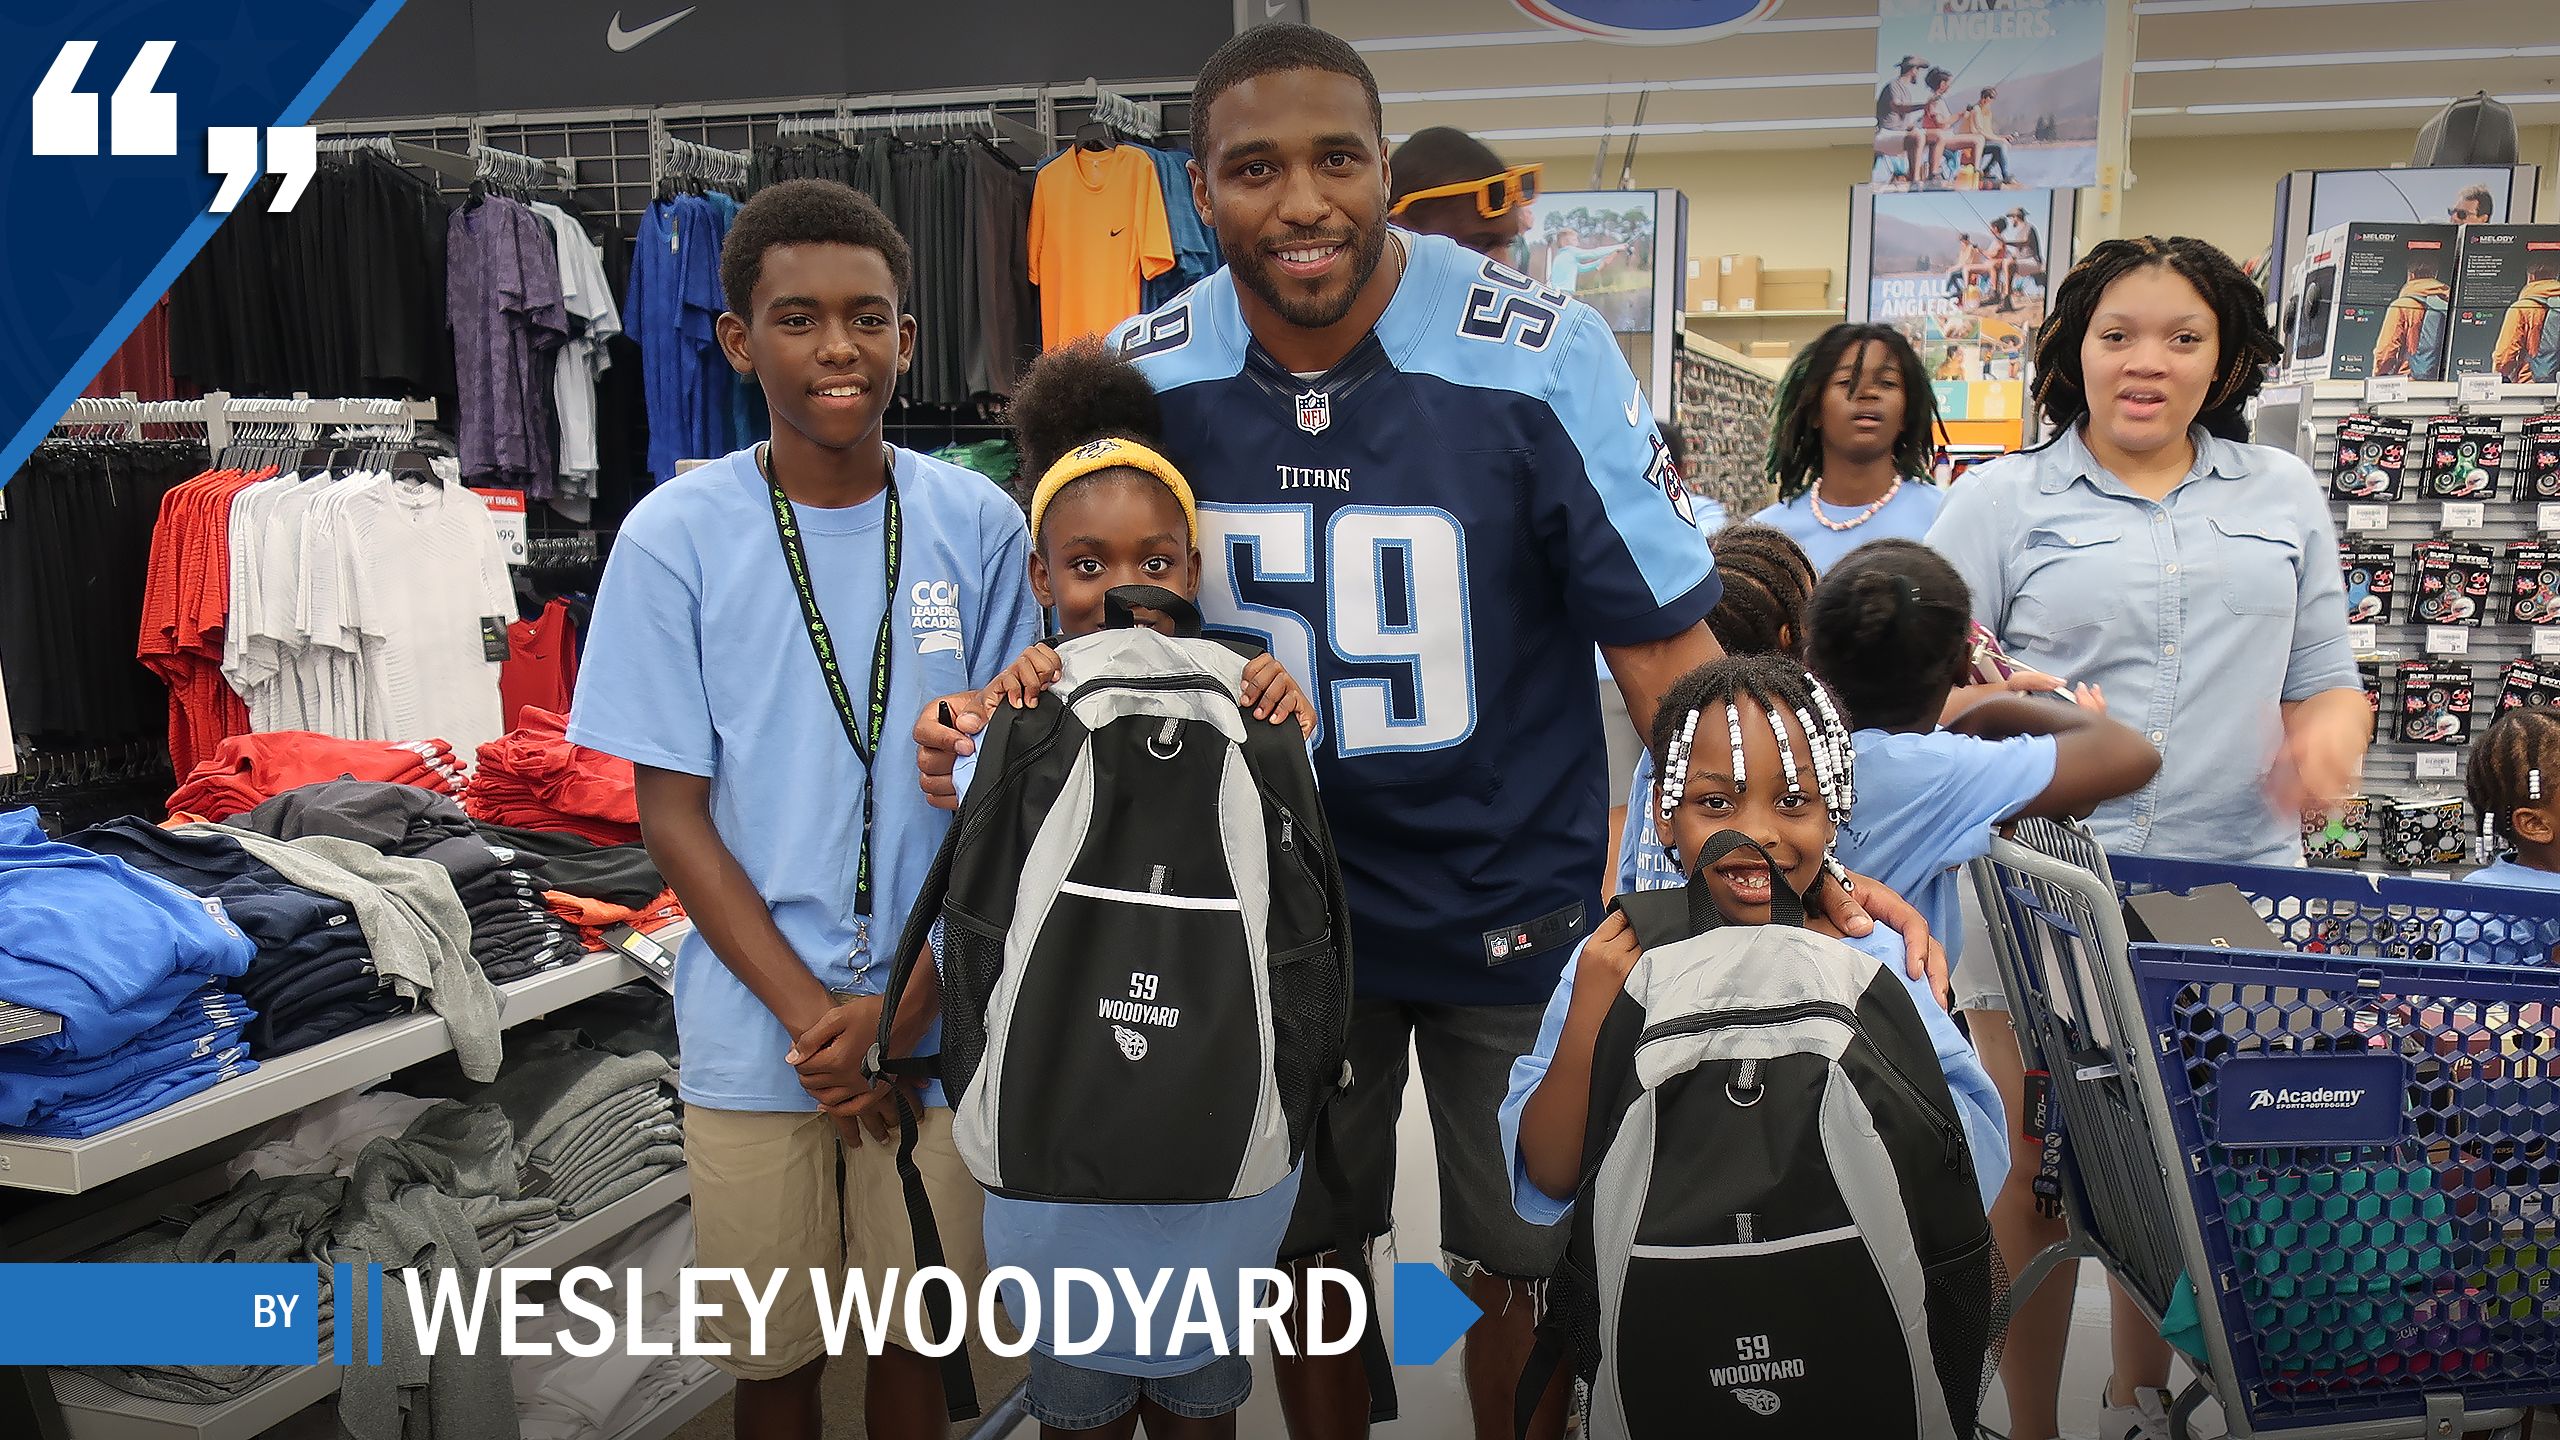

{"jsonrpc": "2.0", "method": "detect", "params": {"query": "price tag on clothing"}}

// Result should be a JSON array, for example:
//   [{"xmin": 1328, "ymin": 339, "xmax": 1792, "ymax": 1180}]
[
  {"xmin": 2425, "ymin": 625, "xmax": 2470, "ymax": 656},
  {"xmin": 2416, "ymin": 752, "xmax": 2460, "ymax": 781},
  {"xmin": 2366, "ymin": 375, "xmax": 2410, "ymax": 405},
  {"xmin": 2441, "ymin": 502, "xmax": 2487, "ymax": 531},
  {"xmin": 2347, "ymin": 623, "xmax": 2379, "ymax": 652},
  {"xmin": 2536, "ymin": 629, "xmax": 2560, "ymax": 657},
  {"xmin": 2345, "ymin": 504, "xmax": 2390, "ymax": 532},
  {"xmin": 469, "ymin": 487, "xmax": 530, "ymax": 567},
  {"xmin": 2458, "ymin": 373, "xmax": 2502, "ymax": 408}
]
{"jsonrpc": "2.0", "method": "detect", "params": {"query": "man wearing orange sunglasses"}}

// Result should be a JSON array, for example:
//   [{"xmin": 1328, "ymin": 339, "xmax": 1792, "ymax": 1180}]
[{"xmin": 1387, "ymin": 126, "xmax": 1541, "ymax": 259}]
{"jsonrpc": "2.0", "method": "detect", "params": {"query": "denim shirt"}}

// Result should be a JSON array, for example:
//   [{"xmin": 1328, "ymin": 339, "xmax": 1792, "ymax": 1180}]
[{"xmin": 1925, "ymin": 425, "xmax": 2357, "ymax": 864}]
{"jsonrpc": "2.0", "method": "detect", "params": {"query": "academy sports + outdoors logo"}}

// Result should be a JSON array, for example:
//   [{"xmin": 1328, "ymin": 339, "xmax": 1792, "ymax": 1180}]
[{"xmin": 2249, "ymin": 1085, "xmax": 2367, "ymax": 1112}]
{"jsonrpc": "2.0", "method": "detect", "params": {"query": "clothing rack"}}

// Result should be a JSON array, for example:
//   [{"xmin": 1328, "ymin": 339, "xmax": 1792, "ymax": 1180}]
[
  {"xmin": 653, "ymin": 133, "xmax": 747, "ymax": 189},
  {"xmin": 1083, "ymin": 83, "xmax": 1163, "ymax": 142},
  {"xmin": 772, "ymin": 105, "xmax": 1046, "ymax": 166},
  {"xmin": 471, "ymin": 142, "xmax": 574, "ymax": 193},
  {"xmin": 47, "ymin": 393, "xmax": 440, "ymax": 456}
]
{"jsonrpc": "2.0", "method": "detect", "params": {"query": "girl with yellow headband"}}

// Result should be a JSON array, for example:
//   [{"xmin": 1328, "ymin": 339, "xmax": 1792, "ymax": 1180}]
[{"xmin": 983, "ymin": 337, "xmax": 1316, "ymax": 736}]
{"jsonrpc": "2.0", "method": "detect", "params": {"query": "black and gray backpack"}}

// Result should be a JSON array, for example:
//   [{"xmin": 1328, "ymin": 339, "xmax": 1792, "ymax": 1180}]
[
  {"xmin": 874, "ymin": 586, "xmax": 1391, "ymax": 1420},
  {"xmin": 1520, "ymin": 833, "xmax": 2003, "ymax": 1440}
]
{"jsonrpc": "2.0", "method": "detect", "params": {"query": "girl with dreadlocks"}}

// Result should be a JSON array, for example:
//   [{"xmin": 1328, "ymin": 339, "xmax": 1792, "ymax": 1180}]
[
  {"xmin": 1926, "ymin": 236, "xmax": 2365, "ymax": 1440},
  {"xmin": 1612, "ymin": 523, "xmax": 1819, "ymax": 897},
  {"xmin": 1505, "ymin": 654, "xmax": 2005, "ymax": 1213},
  {"xmin": 1750, "ymin": 324, "xmax": 1948, "ymax": 574}
]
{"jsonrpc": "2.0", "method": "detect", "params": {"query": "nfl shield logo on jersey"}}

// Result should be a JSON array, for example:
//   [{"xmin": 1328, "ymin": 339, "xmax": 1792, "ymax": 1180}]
[{"xmin": 1295, "ymin": 389, "xmax": 1332, "ymax": 435}]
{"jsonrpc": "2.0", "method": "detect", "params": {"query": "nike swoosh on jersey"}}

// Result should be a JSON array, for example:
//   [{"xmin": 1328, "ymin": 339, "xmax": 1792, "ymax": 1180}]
[
  {"xmin": 1111, "ymin": 227, "xmax": 1127, "ymax": 237},
  {"xmin": 606, "ymin": 6, "xmax": 695, "ymax": 51},
  {"xmin": 1624, "ymin": 386, "xmax": 1644, "ymax": 427}
]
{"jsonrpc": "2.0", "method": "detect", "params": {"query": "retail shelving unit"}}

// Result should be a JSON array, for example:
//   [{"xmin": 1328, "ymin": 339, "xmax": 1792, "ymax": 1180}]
[
  {"xmin": 45, "ymin": 1169, "xmax": 698, "ymax": 1440},
  {"xmin": 1672, "ymin": 336, "xmax": 1784, "ymax": 522},
  {"xmin": 2256, "ymin": 376, "xmax": 2560, "ymax": 874}
]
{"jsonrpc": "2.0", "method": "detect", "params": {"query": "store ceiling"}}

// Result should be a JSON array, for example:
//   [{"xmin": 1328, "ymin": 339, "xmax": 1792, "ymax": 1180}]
[{"xmin": 1309, "ymin": 0, "xmax": 2560, "ymax": 153}]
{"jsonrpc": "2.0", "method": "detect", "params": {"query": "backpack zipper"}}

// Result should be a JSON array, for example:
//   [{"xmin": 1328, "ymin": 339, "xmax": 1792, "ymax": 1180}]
[{"xmin": 1638, "ymin": 1000, "xmax": 1966, "ymax": 1174}]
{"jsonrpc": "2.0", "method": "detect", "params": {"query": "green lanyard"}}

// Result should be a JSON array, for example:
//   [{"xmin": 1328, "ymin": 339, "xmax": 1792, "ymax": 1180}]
[{"xmin": 761, "ymin": 443, "xmax": 901, "ymax": 959}]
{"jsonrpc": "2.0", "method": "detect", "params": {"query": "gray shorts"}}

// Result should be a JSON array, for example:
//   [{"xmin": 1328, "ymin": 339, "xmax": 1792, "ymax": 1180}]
[
  {"xmin": 1952, "ymin": 873, "xmax": 2009, "ymax": 1015},
  {"xmin": 1282, "ymin": 997, "xmax": 1567, "ymax": 1280}
]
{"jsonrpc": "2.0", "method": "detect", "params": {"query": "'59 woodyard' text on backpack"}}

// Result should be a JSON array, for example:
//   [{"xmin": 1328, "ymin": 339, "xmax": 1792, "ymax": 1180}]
[
  {"xmin": 872, "ymin": 586, "xmax": 1392, "ymax": 1422},
  {"xmin": 1520, "ymin": 833, "xmax": 2005, "ymax": 1440}
]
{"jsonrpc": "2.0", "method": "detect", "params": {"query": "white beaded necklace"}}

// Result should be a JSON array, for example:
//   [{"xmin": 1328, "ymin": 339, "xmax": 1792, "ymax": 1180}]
[{"xmin": 1810, "ymin": 474, "xmax": 1902, "ymax": 532}]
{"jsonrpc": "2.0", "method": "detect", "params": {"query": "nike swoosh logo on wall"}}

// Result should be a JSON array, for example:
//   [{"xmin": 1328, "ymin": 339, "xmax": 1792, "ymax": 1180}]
[{"xmin": 606, "ymin": 6, "xmax": 696, "ymax": 51}]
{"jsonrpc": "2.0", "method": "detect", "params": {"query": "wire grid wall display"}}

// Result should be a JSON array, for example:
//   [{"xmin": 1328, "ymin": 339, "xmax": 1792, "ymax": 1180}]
[
  {"xmin": 2275, "ymin": 380, "xmax": 2560, "ymax": 874},
  {"xmin": 315, "ymin": 83, "xmax": 1194, "ymax": 236},
  {"xmin": 2109, "ymin": 852, "xmax": 2560, "ymax": 1433},
  {"xmin": 1673, "ymin": 341, "xmax": 1779, "ymax": 520}
]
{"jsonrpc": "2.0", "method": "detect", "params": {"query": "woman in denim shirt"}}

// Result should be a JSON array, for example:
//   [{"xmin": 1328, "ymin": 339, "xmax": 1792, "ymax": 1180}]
[{"xmin": 1925, "ymin": 236, "xmax": 2368, "ymax": 1440}]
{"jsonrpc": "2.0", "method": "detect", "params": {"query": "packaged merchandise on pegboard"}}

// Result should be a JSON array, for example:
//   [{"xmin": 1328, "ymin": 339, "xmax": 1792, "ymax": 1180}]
[
  {"xmin": 2329, "ymin": 414, "xmax": 2413, "ymax": 501},
  {"xmin": 2397, "ymin": 659, "xmax": 2475, "ymax": 745},
  {"xmin": 2358, "ymin": 660, "xmax": 2385, "ymax": 739},
  {"xmin": 2510, "ymin": 540, "xmax": 2560, "ymax": 625},
  {"xmin": 2381, "ymin": 794, "xmax": 2470, "ymax": 867},
  {"xmin": 2496, "ymin": 658, "xmax": 2560, "ymax": 716},
  {"xmin": 2340, "ymin": 544, "xmax": 2396, "ymax": 625},
  {"xmin": 2408, "ymin": 540, "xmax": 2494, "ymax": 626},
  {"xmin": 2423, "ymin": 417, "xmax": 2504, "ymax": 500},
  {"xmin": 2300, "ymin": 795, "xmax": 2373, "ymax": 867},
  {"xmin": 2526, "ymin": 416, "xmax": 2560, "ymax": 501}
]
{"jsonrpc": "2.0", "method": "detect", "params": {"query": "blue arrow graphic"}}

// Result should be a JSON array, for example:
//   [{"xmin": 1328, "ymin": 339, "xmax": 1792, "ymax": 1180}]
[{"xmin": 1391, "ymin": 1261, "xmax": 1483, "ymax": 1367}]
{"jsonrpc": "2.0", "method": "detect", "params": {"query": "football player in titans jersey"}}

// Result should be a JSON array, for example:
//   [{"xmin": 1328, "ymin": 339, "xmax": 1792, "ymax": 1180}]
[{"xmin": 916, "ymin": 25, "xmax": 1943, "ymax": 1440}]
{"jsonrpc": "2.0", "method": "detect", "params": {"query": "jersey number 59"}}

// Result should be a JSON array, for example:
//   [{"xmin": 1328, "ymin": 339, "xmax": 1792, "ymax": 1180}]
[{"xmin": 1198, "ymin": 503, "xmax": 1478, "ymax": 757}]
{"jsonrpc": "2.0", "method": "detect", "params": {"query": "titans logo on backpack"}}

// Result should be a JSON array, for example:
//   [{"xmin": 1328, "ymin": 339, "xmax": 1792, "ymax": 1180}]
[{"xmin": 1109, "ymin": 230, "xmax": 1719, "ymax": 1006}]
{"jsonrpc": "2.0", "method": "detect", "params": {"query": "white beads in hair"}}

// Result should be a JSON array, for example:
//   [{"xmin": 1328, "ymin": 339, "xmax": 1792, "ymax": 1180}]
[
  {"xmin": 1725, "ymin": 702, "xmax": 1749, "ymax": 792},
  {"xmin": 1658, "ymin": 707, "xmax": 1701, "ymax": 828},
  {"xmin": 1768, "ymin": 701, "xmax": 1803, "ymax": 797},
  {"xmin": 2534, "ymin": 768, "xmax": 2545, "ymax": 802}
]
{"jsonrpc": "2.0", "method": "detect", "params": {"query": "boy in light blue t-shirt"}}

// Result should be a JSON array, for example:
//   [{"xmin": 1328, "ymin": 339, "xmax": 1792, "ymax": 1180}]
[{"xmin": 567, "ymin": 180, "xmax": 1038, "ymax": 1440}]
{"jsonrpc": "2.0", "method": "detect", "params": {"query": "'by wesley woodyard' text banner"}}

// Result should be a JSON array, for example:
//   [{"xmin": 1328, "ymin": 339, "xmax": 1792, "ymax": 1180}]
[
  {"xmin": 0, "ymin": 1265, "xmax": 321, "ymax": 1365},
  {"xmin": 1876, "ymin": 0, "xmax": 2106, "ymax": 193}
]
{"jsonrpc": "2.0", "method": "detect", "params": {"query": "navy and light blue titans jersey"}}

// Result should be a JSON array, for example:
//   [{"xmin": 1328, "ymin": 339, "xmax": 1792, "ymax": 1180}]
[{"xmin": 1108, "ymin": 231, "xmax": 1719, "ymax": 1005}]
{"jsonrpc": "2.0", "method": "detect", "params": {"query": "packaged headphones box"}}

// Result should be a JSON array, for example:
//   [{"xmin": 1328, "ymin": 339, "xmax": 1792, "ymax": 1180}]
[
  {"xmin": 2423, "ymin": 417, "xmax": 2506, "ymax": 500},
  {"xmin": 2527, "ymin": 416, "xmax": 2560, "ymax": 501},
  {"xmin": 2496, "ymin": 658, "xmax": 2560, "ymax": 716},
  {"xmin": 2286, "ymin": 222, "xmax": 2460, "ymax": 383},
  {"xmin": 2341, "ymin": 545, "xmax": 2397, "ymax": 626},
  {"xmin": 2511, "ymin": 540, "xmax": 2560, "ymax": 625},
  {"xmin": 2409, "ymin": 540, "xmax": 2494, "ymax": 626},
  {"xmin": 2397, "ymin": 659, "xmax": 2476, "ymax": 745},
  {"xmin": 2445, "ymin": 224, "xmax": 2560, "ymax": 381},
  {"xmin": 2330, "ymin": 415, "xmax": 2414, "ymax": 501},
  {"xmin": 2301, "ymin": 795, "xmax": 2374, "ymax": 868},
  {"xmin": 2382, "ymin": 795, "xmax": 2470, "ymax": 869}
]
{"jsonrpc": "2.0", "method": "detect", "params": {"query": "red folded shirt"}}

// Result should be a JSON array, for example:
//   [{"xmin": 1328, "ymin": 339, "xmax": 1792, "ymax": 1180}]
[
  {"xmin": 547, "ymin": 888, "xmax": 686, "ymax": 951},
  {"xmin": 467, "ymin": 708, "xmax": 641, "ymax": 846},
  {"xmin": 167, "ymin": 732, "xmax": 468, "ymax": 821}
]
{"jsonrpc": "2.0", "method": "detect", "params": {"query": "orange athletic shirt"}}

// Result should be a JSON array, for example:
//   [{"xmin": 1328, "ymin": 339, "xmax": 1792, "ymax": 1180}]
[{"xmin": 1029, "ymin": 144, "xmax": 1175, "ymax": 348}]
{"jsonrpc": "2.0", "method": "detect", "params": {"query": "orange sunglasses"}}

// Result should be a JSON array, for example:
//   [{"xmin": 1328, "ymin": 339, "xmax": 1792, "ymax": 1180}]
[{"xmin": 1389, "ymin": 163, "xmax": 1543, "ymax": 221}]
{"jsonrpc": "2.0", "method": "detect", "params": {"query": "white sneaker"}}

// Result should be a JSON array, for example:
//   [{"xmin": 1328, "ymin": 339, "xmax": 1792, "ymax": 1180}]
[{"xmin": 2098, "ymin": 1377, "xmax": 2171, "ymax": 1440}]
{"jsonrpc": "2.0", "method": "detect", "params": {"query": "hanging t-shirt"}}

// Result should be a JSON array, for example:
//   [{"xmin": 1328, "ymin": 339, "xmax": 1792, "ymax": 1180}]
[
  {"xmin": 626, "ymin": 195, "xmax": 728, "ymax": 483},
  {"xmin": 1139, "ymin": 145, "xmax": 1218, "ymax": 312},
  {"xmin": 447, "ymin": 197, "xmax": 569, "ymax": 489},
  {"xmin": 319, "ymin": 476, "xmax": 514, "ymax": 753},
  {"xmin": 501, "ymin": 599, "xmax": 580, "ymax": 733},
  {"xmin": 1029, "ymin": 144, "xmax": 1175, "ymax": 348},
  {"xmin": 529, "ymin": 200, "xmax": 623, "ymax": 499}
]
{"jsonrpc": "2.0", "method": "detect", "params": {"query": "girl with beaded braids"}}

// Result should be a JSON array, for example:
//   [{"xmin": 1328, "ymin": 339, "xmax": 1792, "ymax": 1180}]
[
  {"xmin": 1503, "ymin": 654, "xmax": 2006, "ymax": 1217},
  {"xmin": 1751, "ymin": 323, "xmax": 1948, "ymax": 574},
  {"xmin": 2424, "ymin": 707, "xmax": 2560, "ymax": 967},
  {"xmin": 1925, "ymin": 235, "xmax": 2366, "ymax": 1440}
]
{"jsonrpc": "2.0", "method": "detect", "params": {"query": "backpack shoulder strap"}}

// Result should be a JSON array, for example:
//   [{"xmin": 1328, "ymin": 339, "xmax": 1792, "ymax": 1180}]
[{"xmin": 1609, "ymin": 887, "xmax": 1693, "ymax": 952}]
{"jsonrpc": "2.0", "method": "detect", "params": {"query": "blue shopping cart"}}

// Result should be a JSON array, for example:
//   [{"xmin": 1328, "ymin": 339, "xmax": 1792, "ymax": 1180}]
[{"xmin": 1973, "ymin": 820, "xmax": 2560, "ymax": 1438}]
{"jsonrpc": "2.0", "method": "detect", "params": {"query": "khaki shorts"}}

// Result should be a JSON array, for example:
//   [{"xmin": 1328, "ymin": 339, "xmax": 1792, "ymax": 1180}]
[{"xmin": 685, "ymin": 1103, "xmax": 987, "ymax": 1380}]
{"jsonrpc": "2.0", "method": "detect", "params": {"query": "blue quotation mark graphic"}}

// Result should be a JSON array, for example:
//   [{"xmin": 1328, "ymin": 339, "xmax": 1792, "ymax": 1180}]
[{"xmin": 30, "ymin": 40, "xmax": 314, "ymax": 212}]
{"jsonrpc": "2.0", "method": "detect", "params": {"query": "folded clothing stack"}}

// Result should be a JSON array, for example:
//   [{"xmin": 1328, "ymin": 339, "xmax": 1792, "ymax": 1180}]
[
  {"xmin": 167, "ymin": 820, "xmax": 504, "ymax": 1082},
  {"xmin": 242, "ymin": 782, "xmax": 587, "ymax": 984},
  {"xmin": 474, "ymin": 1046, "xmax": 681, "ymax": 1223},
  {"xmin": 467, "ymin": 709, "xmax": 641, "ymax": 847},
  {"xmin": 0, "ymin": 809, "xmax": 258, "ymax": 1136},
  {"xmin": 473, "ymin": 823, "xmax": 665, "ymax": 908},
  {"xmin": 168, "ymin": 732, "xmax": 469, "ymax": 823},
  {"xmin": 66, "ymin": 818, "xmax": 404, "ymax": 1057},
  {"xmin": 511, "ymin": 1208, "xmax": 715, "ymax": 1440}
]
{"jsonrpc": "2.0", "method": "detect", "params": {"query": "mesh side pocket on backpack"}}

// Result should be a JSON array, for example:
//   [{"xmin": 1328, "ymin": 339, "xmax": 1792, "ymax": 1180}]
[
  {"xmin": 937, "ymin": 907, "xmax": 1009, "ymax": 1104},
  {"xmin": 1269, "ymin": 938, "xmax": 1344, "ymax": 1155},
  {"xmin": 1922, "ymin": 1230, "xmax": 2006, "ymax": 1434}
]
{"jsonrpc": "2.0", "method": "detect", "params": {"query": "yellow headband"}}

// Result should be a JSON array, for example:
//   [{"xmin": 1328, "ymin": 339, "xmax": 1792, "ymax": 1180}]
[{"xmin": 1029, "ymin": 437, "xmax": 1198, "ymax": 546}]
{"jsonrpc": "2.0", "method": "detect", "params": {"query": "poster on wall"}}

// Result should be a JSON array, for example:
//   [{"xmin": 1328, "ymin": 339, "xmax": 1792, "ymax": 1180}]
[
  {"xmin": 1874, "ymin": 0, "xmax": 2104, "ymax": 192},
  {"xmin": 1512, "ymin": 189, "xmax": 1662, "ymax": 334},
  {"xmin": 1851, "ymin": 186, "xmax": 2075, "ymax": 430}
]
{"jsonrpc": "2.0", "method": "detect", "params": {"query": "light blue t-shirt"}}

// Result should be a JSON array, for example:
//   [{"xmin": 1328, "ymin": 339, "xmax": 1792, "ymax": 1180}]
[
  {"xmin": 954, "ymin": 712, "xmax": 1302, "ymax": 1378},
  {"xmin": 1498, "ymin": 923, "xmax": 2006, "ymax": 1223},
  {"xmin": 1834, "ymin": 729, "xmax": 2058, "ymax": 971},
  {"xmin": 566, "ymin": 446, "xmax": 1039, "ymax": 1111},
  {"xmin": 1752, "ymin": 478, "xmax": 1946, "ymax": 574},
  {"xmin": 1926, "ymin": 426, "xmax": 2357, "ymax": 865},
  {"xmin": 2437, "ymin": 858, "xmax": 2560, "ymax": 966}
]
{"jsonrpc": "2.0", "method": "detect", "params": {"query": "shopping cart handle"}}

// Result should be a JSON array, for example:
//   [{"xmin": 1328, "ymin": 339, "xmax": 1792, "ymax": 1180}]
[{"xmin": 2003, "ymin": 881, "xmax": 2084, "ymax": 940}]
